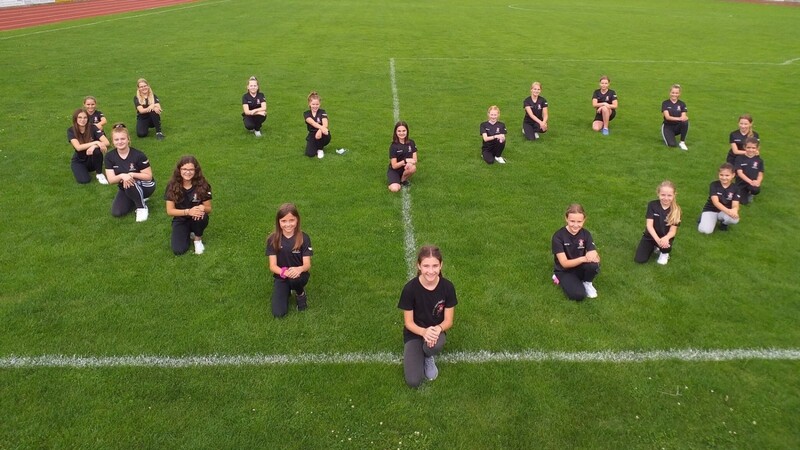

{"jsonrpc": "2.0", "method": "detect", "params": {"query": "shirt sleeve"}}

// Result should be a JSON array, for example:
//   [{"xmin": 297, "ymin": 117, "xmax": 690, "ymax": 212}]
[
  {"xmin": 137, "ymin": 152, "xmax": 151, "ymax": 170},
  {"xmin": 645, "ymin": 202, "xmax": 656, "ymax": 220},
  {"xmin": 302, "ymin": 233, "xmax": 313, "ymax": 257},
  {"xmin": 551, "ymin": 231, "xmax": 563, "ymax": 255},
  {"xmin": 397, "ymin": 281, "xmax": 415, "ymax": 310},
  {"xmin": 444, "ymin": 281, "xmax": 458, "ymax": 308}
]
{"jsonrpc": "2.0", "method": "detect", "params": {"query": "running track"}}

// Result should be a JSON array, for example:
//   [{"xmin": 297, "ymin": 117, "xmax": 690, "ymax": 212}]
[{"xmin": 0, "ymin": 0, "xmax": 197, "ymax": 31}]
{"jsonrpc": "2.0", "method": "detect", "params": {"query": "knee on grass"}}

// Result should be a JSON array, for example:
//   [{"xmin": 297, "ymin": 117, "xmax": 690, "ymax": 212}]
[{"xmin": 405, "ymin": 373, "xmax": 424, "ymax": 388}]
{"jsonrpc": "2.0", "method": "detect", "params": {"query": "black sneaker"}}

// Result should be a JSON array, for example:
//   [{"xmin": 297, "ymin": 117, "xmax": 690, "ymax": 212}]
[
  {"xmin": 718, "ymin": 223, "xmax": 729, "ymax": 231},
  {"xmin": 402, "ymin": 180, "xmax": 410, "ymax": 187},
  {"xmin": 296, "ymin": 291, "xmax": 308, "ymax": 311},
  {"xmin": 156, "ymin": 132, "xmax": 165, "ymax": 141}
]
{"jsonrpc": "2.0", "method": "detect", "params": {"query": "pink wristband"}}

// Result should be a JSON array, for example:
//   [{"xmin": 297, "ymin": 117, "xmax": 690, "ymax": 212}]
[{"xmin": 280, "ymin": 267, "xmax": 288, "ymax": 279}]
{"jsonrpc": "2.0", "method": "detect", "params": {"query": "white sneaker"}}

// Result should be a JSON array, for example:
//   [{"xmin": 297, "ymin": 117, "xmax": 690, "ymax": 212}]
[
  {"xmin": 583, "ymin": 281, "xmax": 598, "ymax": 299},
  {"xmin": 96, "ymin": 174, "xmax": 109, "ymax": 185},
  {"xmin": 317, "ymin": 150, "xmax": 324, "ymax": 159},
  {"xmin": 193, "ymin": 240, "xmax": 205, "ymax": 255},
  {"xmin": 494, "ymin": 156, "xmax": 506, "ymax": 164},
  {"xmin": 657, "ymin": 252, "xmax": 670, "ymax": 265},
  {"xmin": 335, "ymin": 148, "xmax": 347, "ymax": 155},
  {"xmin": 135, "ymin": 207, "xmax": 149, "ymax": 222},
  {"xmin": 423, "ymin": 356, "xmax": 438, "ymax": 380},
  {"xmin": 534, "ymin": 132, "xmax": 540, "ymax": 140},
  {"xmin": 254, "ymin": 130, "xmax": 262, "ymax": 138},
  {"xmin": 678, "ymin": 141, "xmax": 688, "ymax": 151}
]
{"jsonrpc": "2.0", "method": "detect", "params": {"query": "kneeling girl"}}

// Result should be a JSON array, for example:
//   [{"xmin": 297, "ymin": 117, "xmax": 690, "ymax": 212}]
[
  {"xmin": 552, "ymin": 204, "xmax": 601, "ymax": 300},
  {"xmin": 266, "ymin": 203, "xmax": 313, "ymax": 318},
  {"xmin": 164, "ymin": 155, "xmax": 212, "ymax": 255},
  {"xmin": 398, "ymin": 245, "xmax": 457, "ymax": 388},
  {"xmin": 634, "ymin": 180, "xmax": 681, "ymax": 265}
]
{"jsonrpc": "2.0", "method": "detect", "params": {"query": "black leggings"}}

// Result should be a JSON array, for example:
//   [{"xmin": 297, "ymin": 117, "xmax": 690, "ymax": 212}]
[
  {"xmin": 555, "ymin": 263, "xmax": 600, "ymax": 301},
  {"xmin": 70, "ymin": 152, "xmax": 104, "ymax": 184},
  {"xmin": 171, "ymin": 215, "xmax": 209, "ymax": 255},
  {"xmin": 136, "ymin": 113, "xmax": 162, "ymax": 137},
  {"xmin": 243, "ymin": 114, "xmax": 266, "ymax": 131},
  {"xmin": 271, "ymin": 272, "xmax": 310, "ymax": 317},
  {"xmin": 305, "ymin": 132, "xmax": 332, "ymax": 157},
  {"xmin": 111, "ymin": 181, "xmax": 156, "ymax": 217},
  {"xmin": 661, "ymin": 121, "xmax": 688, "ymax": 147},
  {"xmin": 481, "ymin": 140, "xmax": 506, "ymax": 164},
  {"xmin": 522, "ymin": 121, "xmax": 545, "ymax": 140},
  {"xmin": 634, "ymin": 236, "xmax": 673, "ymax": 263}
]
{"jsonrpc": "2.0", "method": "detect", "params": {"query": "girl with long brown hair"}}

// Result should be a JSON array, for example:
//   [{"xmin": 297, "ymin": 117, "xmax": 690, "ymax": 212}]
[
  {"xmin": 266, "ymin": 203, "xmax": 313, "ymax": 317},
  {"xmin": 164, "ymin": 155, "xmax": 212, "ymax": 255},
  {"xmin": 67, "ymin": 108, "xmax": 109, "ymax": 184}
]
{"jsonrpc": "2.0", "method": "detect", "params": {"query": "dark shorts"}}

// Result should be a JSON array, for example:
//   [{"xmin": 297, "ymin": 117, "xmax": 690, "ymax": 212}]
[
  {"xmin": 593, "ymin": 109, "xmax": 616, "ymax": 122},
  {"xmin": 387, "ymin": 167, "xmax": 403, "ymax": 185}
]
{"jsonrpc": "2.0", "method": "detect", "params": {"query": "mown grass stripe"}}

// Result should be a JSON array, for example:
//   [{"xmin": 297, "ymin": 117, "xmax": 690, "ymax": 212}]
[{"xmin": 2, "ymin": 348, "xmax": 798, "ymax": 368}]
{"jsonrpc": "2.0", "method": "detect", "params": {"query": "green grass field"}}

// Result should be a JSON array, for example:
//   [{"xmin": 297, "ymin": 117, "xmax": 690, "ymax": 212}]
[{"xmin": 1, "ymin": 0, "xmax": 799, "ymax": 448}]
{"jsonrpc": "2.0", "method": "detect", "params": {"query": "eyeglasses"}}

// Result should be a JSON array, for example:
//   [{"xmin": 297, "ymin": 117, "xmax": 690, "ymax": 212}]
[
  {"xmin": 113, "ymin": 123, "xmax": 126, "ymax": 129},
  {"xmin": 181, "ymin": 168, "xmax": 196, "ymax": 173}
]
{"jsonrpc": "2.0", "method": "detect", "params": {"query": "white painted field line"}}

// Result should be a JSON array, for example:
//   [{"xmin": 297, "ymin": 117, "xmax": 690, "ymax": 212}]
[
  {"xmin": 390, "ymin": 57, "xmax": 418, "ymax": 279},
  {"xmin": 0, "ymin": 0, "xmax": 230, "ymax": 41},
  {"xmin": 2, "ymin": 348, "xmax": 799, "ymax": 368},
  {"xmin": 391, "ymin": 56, "xmax": 798, "ymax": 66}
]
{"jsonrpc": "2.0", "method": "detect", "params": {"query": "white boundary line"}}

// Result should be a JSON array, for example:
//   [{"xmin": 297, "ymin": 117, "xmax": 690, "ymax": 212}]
[
  {"xmin": 390, "ymin": 57, "xmax": 418, "ymax": 279},
  {"xmin": 0, "ymin": 0, "xmax": 230, "ymax": 41},
  {"xmin": 391, "ymin": 56, "xmax": 798, "ymax": 66},
  {"xmin": 2, "ymin": 348, "xmax": 799, "ymax": 368}
]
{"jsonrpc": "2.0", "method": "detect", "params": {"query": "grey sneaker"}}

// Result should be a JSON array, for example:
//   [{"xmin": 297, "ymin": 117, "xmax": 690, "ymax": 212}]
[
  {"xmin": 424, "ymin": 356, "xmax": 438, "ymax": 380},
  {"xmin": 156, "ymin": 132, "xmax": 165, "ymax": 141}
]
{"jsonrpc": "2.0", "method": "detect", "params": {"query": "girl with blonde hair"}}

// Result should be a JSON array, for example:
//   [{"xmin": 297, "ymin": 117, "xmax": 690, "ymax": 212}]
[
  {"xmin": 303, "ymin": 91, "xmax": 331, "ymax": 158},
  {"xmin": 134, "ymin": 78, "xmax": 164, "ymax": 139},
  {"xmin": 634, "ymin": 180, "xmax": 682, "ymax": 265}
]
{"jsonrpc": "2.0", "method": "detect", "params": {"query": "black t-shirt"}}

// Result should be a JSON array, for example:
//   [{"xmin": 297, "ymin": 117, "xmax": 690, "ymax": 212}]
[
  {"xmin": 104, "ymin": 147, "xmax": 155, "ymax": 190},
  {"xmin": 265, "ymin": 232, "xmax": 313, "ymax": 276},
  {"xmin": 551, "ymin": 226, "xmax": 596, "ymax": 272},
  {"xmin": 661, "ymin": 99, "xmax": 687, "ymax": 123},
  {"xmin": 304, "ymin": 109, "xmax": 328, "ymax": 133},
  {"xmin": 702, "ymin": 181, "xmax": 741, "ymax": 212},
  {"xmin": 87, "ymin": 110, "xmax": 105, "ymax": 126},
  {"xmin": 67, "ymin": 125, "xmax": 105, "ymax": 161},
  {"xmin": 397, "ymin": 276, "xmax": 458, "ymax": 343},
  {"xmin": 643, "ymin": 200, "xmax": 679, "ymax": 238},
  {"xmin": 729, "ymin": 130, "xmax": 760, "ymax": 151},
  {"xmin": 734, "ymin": 155, "xmax": 764, "ymax": 182},
  {"xmin": 242, "ymin": 92, "xmax": 266, "ymax": 115},
  {"xmin": 134, "ymin": 94, "xmax": 160, "ymax": 117},
  {"xmin": 523, "ymin": 96, "xmax": 548, "ymax": 124},
  {"xmin": 388, "ymin": 139, "xmax": 417, "ymax": 170},
  {"xmin": 592, "ymin": 89, "xmax": 617, "ymax": 105},
  {"xmin": 479, "ymin": 121, "xmax": 507, "ymax": 151},
  {"xmin": 164, "ymin": 184, "xmax": 212, "ymax": 222}
]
